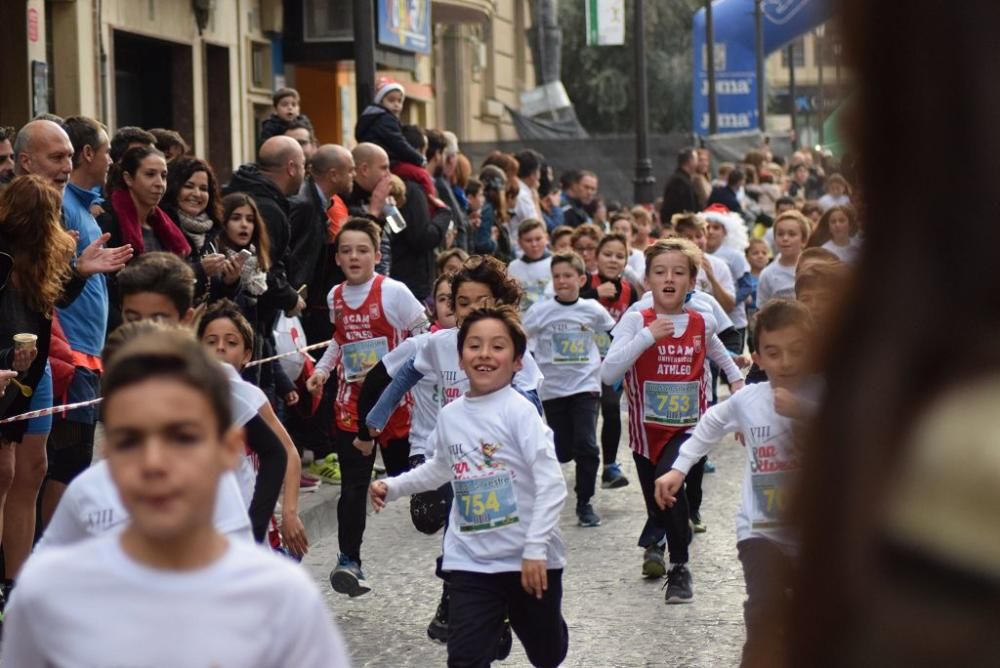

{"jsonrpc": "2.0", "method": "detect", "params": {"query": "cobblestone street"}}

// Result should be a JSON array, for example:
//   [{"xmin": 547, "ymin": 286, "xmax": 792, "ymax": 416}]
[{"xmin": 304, "ymin": 422, "xmax": 748, "ymax": 667}]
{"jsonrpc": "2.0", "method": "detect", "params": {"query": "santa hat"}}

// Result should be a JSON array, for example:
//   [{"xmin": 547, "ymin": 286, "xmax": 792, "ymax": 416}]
[
  {"xmin": 702, "ymin": 203, "xmax": 749, "ymax": 252},
  {"xmin": 374, "ymin": 76, "xmax": 405, "ymax": 105}
]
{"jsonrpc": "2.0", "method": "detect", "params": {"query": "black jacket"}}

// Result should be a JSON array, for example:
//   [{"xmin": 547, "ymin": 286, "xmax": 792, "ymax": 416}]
[
  {"xmin": 288, "ymin": 178, "xmax": 344, "ymax": 309},
  {"xmin": 660, "ymin": 169, "xmax": 699, "ymax": 223},
  {"xmin": 561, "ymin": 198, "xmax": 592, "ymax": 228},
  {"xmin": 354, "ymin": 105, "xmax": 426, "ymax": 167},
  {"xmin": 223, "ymin": 164, "xmax": 299, "ymax": 329},
  {"xmin": 707, "ymin": 185, "xmax": 744, "ymax": 215},
  {"xmin": 0, "ymin": 242, "xmax": 84, "ymax": 442},
  {"xmin": 434, "ymin": 175, "xmax": 469, "ymax": 252},
  {"xmin": 258, "ymin": 113, "xmax": 315, "ymax": 150},
  {"xmin": 389, "ymin": 180, "xmax": 449, "ymax": 300}
]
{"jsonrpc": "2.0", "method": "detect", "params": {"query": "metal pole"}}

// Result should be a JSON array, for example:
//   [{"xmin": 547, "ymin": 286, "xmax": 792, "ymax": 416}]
[
  {"xmin": 633, "ymin": 0, "xmax": 654, "ymax": 204},
  {"xmin": 787, "ymin": 44, "xmax": 796, "ymax": 141},
  {"xmin": 705, "ymin": 0, "xmax": 718, "ymax": 134},
  {"xmin": 754, "ymin": 0, "xmax": 765, "ymax": 131},
  {"xmin": 353, "ymin": 0, "xmax": 377, "ymax": 117},
  {"xmin": 816, "ymin": 29, "xmax": 825, "ymax": 146}
]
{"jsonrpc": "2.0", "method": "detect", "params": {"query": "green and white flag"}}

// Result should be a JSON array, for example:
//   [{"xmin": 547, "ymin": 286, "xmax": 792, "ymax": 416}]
[{"xmin": 586, "ymin": 0, "xmax": 625, "ymax": 46}]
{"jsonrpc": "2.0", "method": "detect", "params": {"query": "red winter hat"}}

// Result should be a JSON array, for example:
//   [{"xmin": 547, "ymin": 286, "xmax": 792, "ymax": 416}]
[{"xmin": 374, "ymin": 76, "xmax": 405, "ymax": 105}]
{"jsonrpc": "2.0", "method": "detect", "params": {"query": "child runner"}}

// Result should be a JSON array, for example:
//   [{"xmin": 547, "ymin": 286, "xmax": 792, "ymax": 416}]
[
  {"xmin": 306, "ymin": 218, "xmax": 430, "ymax": 597},
  {"xmin": 358, "ymin": 255, "xmax": 544, "ymax": 641},
  {"xmin": 436, "ymin": 248, "xmax": 469, "ymax": 279},
  {"xmin": 1, "ymin": 332, "xmax": 348, "ymax": 666},
  {"xmin": 745, "ymin": 238, "xmax": 771, "ymax": 353},
  {"xmin": 581, "ymin": 232, "xmax": 639, "ymax": 490},
  {"xmin": 807, "ymin": 205, "xmax": 861, "ymax": 263},
  {"xmin": 550, "ymin": 225, "xmax": 574, "ymax": 254},
  {"xmin": 35, "ymin": 321, "xmax": 254, "ymax": 553},
  {"xmin": 507, "ymin": 218, "xmax": 552, "ymax": 312},
  {"xmin": 523, "ymin": 251, "xmax": 616, "ymax": 527},
  {"xmin": 601, "ymin": 238, "xmax": 744, "ymax": 602},
  {"xmin": 756, "ymin": 211, "xmax": 810, "ymax": 307},
  {"xmin": 116, "ymin": 253, "xmax": 305, "ymax": 551},
  {"xmin": 655, "ymin": 299, "xmax": 812, "ymax": 666},
  {"xmin": 611, "ymin": 212, "xmax": 646, "ymax": 276},
  {"xmin": 703, "ymin": 204, "xmax": 753, "ymax": 351},
  {"xmin": 370, "ymin": 306, "xmax": 569, "ymax": 668},
  {"xmin": 630, "ymin": 206, "xmax": 655, "ymax": 248}
]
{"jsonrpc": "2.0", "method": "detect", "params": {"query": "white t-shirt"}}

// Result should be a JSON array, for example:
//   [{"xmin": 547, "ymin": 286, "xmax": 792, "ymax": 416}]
[
  {"xmin": 385, "ymin": 386, "xmax": 566, "ymax": 573},
  {"xmin": 35, "ymin": 460, "xmax": 252, "ymax": 553},
  {"xmin": 220, "ymin": 363, "xmax": 271, "ymax": 508},
  {"xmin": 696, "ymin": 253, "xmax": 735, "ymax": 308},
  {"xmin": 315, "ymin": 275, "xmax": 430, "ymax": 375},
  {"xmin": 507, "ymin": 256, "xmax": 553, "ymax": 312},
  {"xmin": 756, "ymin": 261, "xmax": 797, "ymax": 306},
  {"xmin": 510, "ymin": 179, "xmax": 541, "ymax": 255},
  {"xmin": 382, "ymin": 333, "xmax": 437, "ymax": 457},
  {"xmin": 627, "ymin": 248, "xmax": 645, "ymax": 277},
  {"xmin": 413, "ymin": 327, "xmax": 543, "ymax": 405},
  {"xmin": 673, "ymin": 382, "xmax": 796, "ymax": 550},
  {"xmin": 712, "ymin": 246, "xmax": 750, "ymax": 329},
  {"xmin": 3, "ymin": 533, "xmax": 350, "ymax": 667},
  {"xmin": 822, "ymin": 237, "xmax": 861, "ymax": 264},
  {"xmin": 522, "ymin": 298, "xmax": 615, "ymax": 401},
  {"xmin": 818, "ymin": 193, "xmax": 851, "ymax": 211}
]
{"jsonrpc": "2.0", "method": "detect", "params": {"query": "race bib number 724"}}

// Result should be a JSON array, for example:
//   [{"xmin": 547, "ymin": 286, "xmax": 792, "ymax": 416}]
[{"xmin": 341, "ymin": 337, "xmax": 388, "ymax": 383}]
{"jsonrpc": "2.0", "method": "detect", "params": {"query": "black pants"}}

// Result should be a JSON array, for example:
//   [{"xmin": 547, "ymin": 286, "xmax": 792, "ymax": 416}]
[
  {"xmin": 685, "ymin": 456, "xmax": 707, "ymax": 517},
  {"xmin": 599, "ymin": 383, "xmax": 622, "ymax": 466},
  {"xmin": 448, "ymin": 569, "xmax": 568, "ymax": 668},
  {"xmin": 543, "ymin": 392, "xmax": 600, "ymax": 507},
  {"xmin": 737, "ymin": 538, "xmax": 794, "ymax": 668},
  {"xmin": 335, "ymin": 428, "xmax": 410, "ymax": 563},
  {"xmin": 633, "ymin": 432, "xmax": 692, "ymax": 564},
  {"xmin": 288, "ymin": 308, "xmax": 338, "ymax": 459}
]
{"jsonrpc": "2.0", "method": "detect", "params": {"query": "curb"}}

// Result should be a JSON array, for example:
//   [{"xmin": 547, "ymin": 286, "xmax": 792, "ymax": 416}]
[{"xmin": 299, "ymin": 484, "xmax": 341, "ymax": 543}]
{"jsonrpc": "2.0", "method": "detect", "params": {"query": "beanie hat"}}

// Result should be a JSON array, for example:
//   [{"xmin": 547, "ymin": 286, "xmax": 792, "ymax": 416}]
[
  {"xmin": 374, "ymin": 76, "xmax": 405, "ymax": 106},
  {"xmin": 702, "ymin": 203, "xmax": 749, "ymax": 252}
]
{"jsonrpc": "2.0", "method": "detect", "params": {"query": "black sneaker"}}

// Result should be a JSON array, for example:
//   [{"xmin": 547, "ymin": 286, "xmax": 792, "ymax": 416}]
[
  {"xmin": 495, "ymin": 618, "xmax": 513, "ymax": 660},
  {"xmin": 427, "ymin": 586, "xmax": 449, "ymax": 643},
  {"xmin": 576, "ymin": 503, "xmax": 602, "ymax": 527},
  {"xmin": 642, "ymin": 544, "xmax": 666, "ymax": 579},
  {"xmin": 664, "ymin": 564, "xmax": 694, "ymax": 604},
  {"xmin": 601, "ymin": 463, "xmax": 629, "ymax": 489},
  {"xmin": 690, "ymin": 512, "xmax": 707, "ymax": 534}
]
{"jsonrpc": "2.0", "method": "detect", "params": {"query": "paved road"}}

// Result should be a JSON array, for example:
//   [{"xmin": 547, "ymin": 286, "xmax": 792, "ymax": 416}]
[{"xmin": 304, "ymin": 428, "xmax": 747, "ymax": 667}]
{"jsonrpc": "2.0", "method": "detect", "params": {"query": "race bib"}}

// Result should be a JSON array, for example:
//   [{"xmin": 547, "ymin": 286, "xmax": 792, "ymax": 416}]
[
  {"xmin": 593, "ymin": 331, "xmax": 611, "ymax": 358},
  {"xmin": 751, "ymin": 471, "xmax": 791, "ymax": 529},
  {"xmin": 642, "ymin": 381, "xmax": 700, "ymax": 427},
  {"xmin": 551, "ymin": 331, "xmax": 590, "ymax": 364},
  {"xmin": 452, "ymin": 471, "xmax": 519, "ymax": 533},
  {"xmin": 341, "ymin": 337, "xmax": 389, "ymax": 383}
]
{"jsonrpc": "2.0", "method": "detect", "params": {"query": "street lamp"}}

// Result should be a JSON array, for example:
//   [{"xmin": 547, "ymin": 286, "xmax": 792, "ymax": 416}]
[
  {"xmin": 633, "ymin": 0, "xmax": 655, "ymax": 204},
  {"xmin": 815, "ymin": 23, "xmax": 825, "ymax": 146}
]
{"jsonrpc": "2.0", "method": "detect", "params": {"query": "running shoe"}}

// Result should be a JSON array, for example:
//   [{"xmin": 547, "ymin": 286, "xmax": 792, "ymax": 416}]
[
  {"xmin": 299, "ymin": 472, "xmax": 321, "ymax": 493},
  {"xmin": 307, "ymin": 454, "xmax": 341, "ymax": 485},
  {"xmin": 601, "ymin": 462, "xmax": 630, "ymax": 489},
  {"xmin": 664, "ymin": 564, "xmax": 694, "ymax": 604},
  {"xmin": 704, "ymin": 459, "xmax": 717, "ymax": 473},
  {"xmin": 427, "ymin": 586, "xmax": 449, "ymax": 643},
  {"xmin": 690, "ymin": 512, "xmax": 707, "ymax": 534},
  {"xmin": 329, "ymin": 554, "xmax": 371, "ymax": 597},
  {"xmin": 495, "ymin": 618, "xmax": 513, "ymax": 660},
  {"xmin": 576, "ymin": 503, "xmax": 602, "ymax": 527},
  {"xmin": 642, "ymin": 544, "xmax": 666, "ymax": 579}
]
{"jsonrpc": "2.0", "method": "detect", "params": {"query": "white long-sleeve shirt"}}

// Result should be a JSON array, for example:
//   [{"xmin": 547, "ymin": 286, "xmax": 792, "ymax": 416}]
[
  {"xmin": 381, "ymin": 333, "xmax": 437, "ymax": 457},
  {"xmin": 756, "ymin": 261, "xmax": 796, "ymax": 307},
  {"xmin": 672, "ymin": 382, "xmax": 796, "ymax": 549},
  {"xmin": 522, "ymin": 297, "xmax": 616, "ymax": 401},
  {"xmin": 601, "ymin": 309, "xmax": 742, "ymax": 387},
  {"xmin": 624, "ymin": 290, "xmax": 734, "ymax": 332},
  {"xmin": 385, "ymin": 386, "xmax": 567, "ymax": 572}
]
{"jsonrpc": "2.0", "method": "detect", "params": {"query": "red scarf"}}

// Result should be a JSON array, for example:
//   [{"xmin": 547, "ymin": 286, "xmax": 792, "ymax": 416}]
[{"xmin": 111, "ymin": 189, "xmax": 191, "ymax": 257}]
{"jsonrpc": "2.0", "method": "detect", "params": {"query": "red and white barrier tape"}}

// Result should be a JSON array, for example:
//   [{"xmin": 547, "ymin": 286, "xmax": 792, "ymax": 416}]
[
  {"xmin": 243, "ymin": 339, "xmax": 332, "ymax": 368},
  {"xmin": 0, "ymin": 397, "xmax": 103, "ymax": 424}
]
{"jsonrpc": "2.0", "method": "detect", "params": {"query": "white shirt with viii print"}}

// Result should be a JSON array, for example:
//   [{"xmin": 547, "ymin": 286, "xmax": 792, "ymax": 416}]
[
  {"xmin": 672, "ymin": 381, "xmax": 798, "ymax": 551},
  {"xmin": 385, "ymin": 386, "xmax": 567, "ymax": 573}
]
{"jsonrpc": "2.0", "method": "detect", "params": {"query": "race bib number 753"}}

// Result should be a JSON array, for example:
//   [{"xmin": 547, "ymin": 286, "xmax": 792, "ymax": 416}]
[{"xmin": 642, "ymin": 380, "xmax": 700, "ymax": 427}]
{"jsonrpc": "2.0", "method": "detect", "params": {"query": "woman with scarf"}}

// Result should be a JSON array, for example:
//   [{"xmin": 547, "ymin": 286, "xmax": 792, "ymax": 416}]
[
  {"xmin": 161, "ymin": 156, "xmax": 234, "ymax": 302},
  {"xmin": 100, "ymin": 146, "xmax": 191, "ymax": 330}
]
